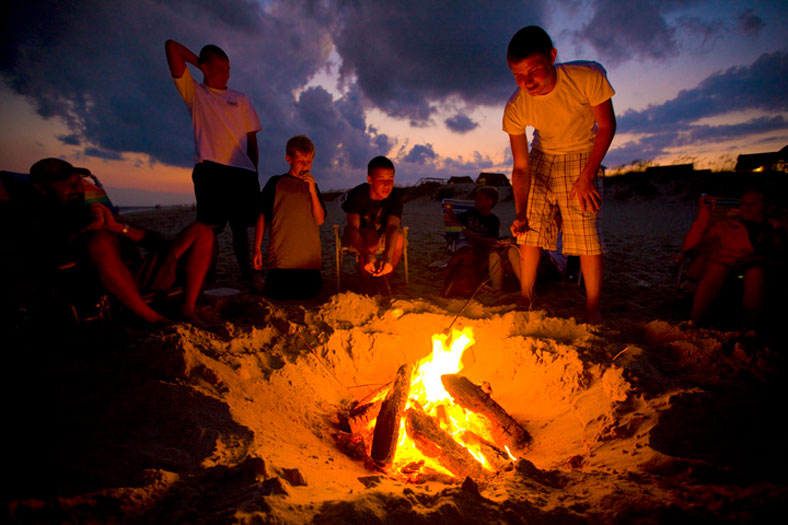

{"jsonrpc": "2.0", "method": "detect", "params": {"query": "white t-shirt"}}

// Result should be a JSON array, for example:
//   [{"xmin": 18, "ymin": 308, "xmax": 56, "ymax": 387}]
[
  {"xmin": 502, "ymin": 61, "xmax": 614, "ymax": 155},
  {"xmin": 173, "ymin": 68, "xmax": 261, "ymax": 171}
]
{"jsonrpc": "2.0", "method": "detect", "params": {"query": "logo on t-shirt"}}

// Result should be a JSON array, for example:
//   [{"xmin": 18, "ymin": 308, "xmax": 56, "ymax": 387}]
[{"xmin": 226, "ymin": 100, "xmax": 239, "ymax": 107}]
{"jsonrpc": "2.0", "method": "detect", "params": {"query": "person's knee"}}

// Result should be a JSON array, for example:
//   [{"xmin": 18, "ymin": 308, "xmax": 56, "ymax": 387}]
[{"xmin": 193, "ymin": 222, "xmax": 215, "ymax": 245}]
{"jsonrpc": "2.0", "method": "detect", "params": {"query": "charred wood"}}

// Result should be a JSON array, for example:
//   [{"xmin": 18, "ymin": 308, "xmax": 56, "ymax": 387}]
[
  {"xmin": 371, "ymin": 364, "xmax": 412, "ymax": 466},
  {"xmin": 405, "ymin": 406, "xmax": 484, "ymax": 479},
  {"xmin": 460, "ymin": 430, "xmax": 513, "ymax": 472},
  {"xmin": 441, "ymin": 374, "xmax": 531, "ymax": 450}
]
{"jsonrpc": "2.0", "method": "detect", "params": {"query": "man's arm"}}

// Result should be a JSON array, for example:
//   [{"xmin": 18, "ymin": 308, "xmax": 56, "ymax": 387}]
[
  {"xmin": 300, "ymin": 173, "xmax": 325, "ymax": 225},
  {"xmin": 247, "ymin": 131, "xmax": 259, "ymax": 171},
  {"xmin": 165, "ymin": 39, "xmax": 199, "ymax": 79},
  {"xmin": 382, "ymin": 214, "xmax": 402, "ymax": 265},
  {"xmin": 252, "ymin": 213, "xmax": 265, "ymax": 271},
  {"xmin": 79, "ymin": 203, "xmax": 147, "ymax": 242},
  {"xmin": 509, "ymin": 133, "xmax": 531, "ymax": 236},
  {"xmin": 570, "ymin": 99, "xmax": 616, "ymax": 213}
]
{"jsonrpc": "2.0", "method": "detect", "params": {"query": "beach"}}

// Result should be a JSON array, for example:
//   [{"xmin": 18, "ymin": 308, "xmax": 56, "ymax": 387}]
[{"xmin": 4, "ymin": 175, "xmax": 787, "ymax": 523}]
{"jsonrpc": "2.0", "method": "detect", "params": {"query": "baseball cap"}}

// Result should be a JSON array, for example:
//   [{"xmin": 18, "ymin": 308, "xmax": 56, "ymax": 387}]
[{"xmin": 29, "ymin": 158, "xmax": 76, "ymax": 184}]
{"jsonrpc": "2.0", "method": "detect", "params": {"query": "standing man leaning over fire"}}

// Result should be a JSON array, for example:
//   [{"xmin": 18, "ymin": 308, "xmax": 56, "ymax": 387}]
[
  {"xmin": 503, "ymin": 26, "xmax": 616, "ymax": 323},
  {"xmin": 165, "ymin": 39, "xmax": 261, "ymax": 284}
]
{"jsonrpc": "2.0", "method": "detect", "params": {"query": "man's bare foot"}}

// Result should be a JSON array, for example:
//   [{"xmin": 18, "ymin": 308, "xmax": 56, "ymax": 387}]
[
  {"xmin": 180, "ymin": 306, "xmax": 208, "ymax": 329},
  {"xmin": 585, "ymin": 307, "xmax": 603, "ymax": 325},
  {"xmin": 513, "ymin": 295, "xmax": 533, "ymax": 311}
]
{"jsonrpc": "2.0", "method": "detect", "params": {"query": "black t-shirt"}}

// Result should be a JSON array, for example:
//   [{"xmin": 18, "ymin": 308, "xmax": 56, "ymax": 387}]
[
  {"xmin": 341, "ymin": 183, "xmax": 403, "ymax": 232},
  {"xmin": 458, "ymin": 209, "xmax": 500, "ymax": 239}
]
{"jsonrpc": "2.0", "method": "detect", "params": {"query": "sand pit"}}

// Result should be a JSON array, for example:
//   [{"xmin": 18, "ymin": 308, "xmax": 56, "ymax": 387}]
[
  {"xmin": 5, "ymin": 289, "xmax": 786, "ymax": 523},
  {"xmin": 3, "ymin": 179, "xmax": 787, "ymax": 523}
]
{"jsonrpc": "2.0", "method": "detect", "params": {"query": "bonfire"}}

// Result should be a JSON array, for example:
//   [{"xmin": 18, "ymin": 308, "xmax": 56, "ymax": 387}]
[{"xmin": 336, "ymin": 327, "xmax": 530, "ymax": 482}]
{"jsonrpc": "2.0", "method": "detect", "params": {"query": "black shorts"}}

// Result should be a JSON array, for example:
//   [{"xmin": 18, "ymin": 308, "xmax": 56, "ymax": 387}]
[
  {"xmin": 263, "ymin": 269, "xmax": 322, "ymax": 300},
  {"xmin": 192, "ymin": 161, "xmax": 260, "ymax": 230}
]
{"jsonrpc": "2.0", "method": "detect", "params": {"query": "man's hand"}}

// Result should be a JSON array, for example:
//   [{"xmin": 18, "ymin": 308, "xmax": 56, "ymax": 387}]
[
  {"xmin": 362, "ymin": 254, "xmax": 378, "ymax": 275},
  {"xmin": 372, "ymin": 261, "xmax": 394, "ymax": 277},
  {"xmin": 510, "ymin": 212, "xmax": 530, "ymax": 236},
  {"xmin": 252, "ymin": 250, "xmax": 263, "ymax": 271},
  {"xmin": 570, "ymin": 176, "xmax": 601, "ymax": 213},
  {"xmin": 80, "ymin": 203, "xmax": 109, "ymax": 233}
]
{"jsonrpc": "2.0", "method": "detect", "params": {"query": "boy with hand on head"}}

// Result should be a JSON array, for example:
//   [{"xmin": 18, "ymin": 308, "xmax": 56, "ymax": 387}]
[
  {"xmin": 342, "ymin": 156, "xmax": 405, "ymax": 283},
  {"xmin": 253, "ymin": 135, "xmax": 326, "ymax": 300},
  {"xmin": 165, "ymin": 39, "xmax": 261, "ymax": 282},
  {"xmin": 503, "ymin": 25, "xmax": 616, "ymax": 323}
]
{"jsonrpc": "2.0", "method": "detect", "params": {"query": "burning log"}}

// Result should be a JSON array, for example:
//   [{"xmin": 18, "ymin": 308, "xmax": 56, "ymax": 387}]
[
  {"xmin": 371, "ymin": 364, "xmax": 413, "ymax": 466},
  {"xmin": 460, "ymin": 430, "xmax": 513, "ymax": 472},
  {"xmin": 441, "ymin": 374, "xmax": 531, "ymax": 451},
  {"xmin": 405, "ymin": 406, "xmax": 483, "ymax": 479},
  {"xmin": 345, "ymin": 397, "xmax": 384, "ymax": 436}
]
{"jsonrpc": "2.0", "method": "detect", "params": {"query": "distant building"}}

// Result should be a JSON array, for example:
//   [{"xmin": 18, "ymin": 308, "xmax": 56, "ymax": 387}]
[
  {"xmin": 476, "ymin": 172, "xmax": 511, "ymax": 187},
  {"xmin": 735, "ymin": 145, "xmax": 788, "ymax": 173},
  {"xmin": 448, "ymin": 176, "xmax": 474, "ymax": 184}
]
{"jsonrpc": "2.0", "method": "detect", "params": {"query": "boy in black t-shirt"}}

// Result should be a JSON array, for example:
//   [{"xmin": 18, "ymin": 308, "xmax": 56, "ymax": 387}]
[
  {"xmin": 341, "ymin": 156, "xmax": 405, "ymax": 280},
  {"xmin": 443, "ymin": 186, "xmax": 500, "ymax": 296}
]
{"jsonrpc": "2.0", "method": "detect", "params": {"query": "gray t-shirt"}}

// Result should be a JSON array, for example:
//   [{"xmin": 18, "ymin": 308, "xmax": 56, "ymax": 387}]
[{"xmin": 259, "ymin": 174, "xmax": 325, "ymax": 270}]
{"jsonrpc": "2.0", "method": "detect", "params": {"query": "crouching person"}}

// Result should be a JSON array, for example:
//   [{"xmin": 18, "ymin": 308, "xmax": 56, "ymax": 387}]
[
  {"xmin": 29, "ymin": 158, "xmax": 214, "ymax": 326},
  {"xmin": 341, "ymin": 156, "xmax": 405, "ymax": 291}
]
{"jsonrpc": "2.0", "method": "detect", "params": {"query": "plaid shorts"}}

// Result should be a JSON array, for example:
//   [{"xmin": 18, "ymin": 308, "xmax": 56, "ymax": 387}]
[{"xmin": 517, "ymin": 149, "xmax": 604, "ymax": 255}]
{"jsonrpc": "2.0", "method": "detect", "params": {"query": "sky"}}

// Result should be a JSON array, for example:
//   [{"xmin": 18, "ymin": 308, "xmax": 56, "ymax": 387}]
[{"xmin": 1, "ymin": 0, "xmax": 787, "ymax": 205}]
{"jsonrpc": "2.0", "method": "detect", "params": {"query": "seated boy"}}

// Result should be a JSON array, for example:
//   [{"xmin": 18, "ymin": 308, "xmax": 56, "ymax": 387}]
[
  {"xmin": 442, "ymin": 186, "xmax": 501, "ymax": 296},
  {"xmin": 341, "ymin": 156, "xmax": 405, "ymax": 284},
  {"xmin": 682, "ymin": 189, "xmax": 786, "ymax": 330},
  {"xmin": 253, "ymin": 135, "xmax": 326, "ymax": 300},
  {"xmin": 25, "ymin": 158, "xmax": 214, "ymax": 326}
]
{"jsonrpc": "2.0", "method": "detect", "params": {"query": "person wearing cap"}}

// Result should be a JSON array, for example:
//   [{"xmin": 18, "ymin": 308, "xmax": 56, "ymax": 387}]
[{"xmin": 27, "ymin": 157, "xmax": 214, "ymax": 325}]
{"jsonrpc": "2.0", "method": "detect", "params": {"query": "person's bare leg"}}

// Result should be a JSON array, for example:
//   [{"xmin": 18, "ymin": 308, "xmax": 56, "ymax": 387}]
[
  {"xmin": 85, "ymin": 231, "xmax": 167, "ymax": 324},
  {"xmin": 691, "ymin": 262, "xmax": 729, "ymax": 325},
  {"xmin": 518, "ymin": 245, "xmax": 541, "ymax": 307},
  {"xmin": 171, "ymin": 222, "xmax": 214, "ymax": 322},
  {"xmin": 507, "ymin": 245, "xmax": 522, "ymax": 283},
  {"xmin": 488, "ymin": 250, "xmax": 504, "ymax": 291},
  {"xmin": 580, "ymin": 254, "xmax": 603, "ymax": 324},
  {"xmin": 741, "ymin": 266, "xmax": 765, "ymax": 331}
]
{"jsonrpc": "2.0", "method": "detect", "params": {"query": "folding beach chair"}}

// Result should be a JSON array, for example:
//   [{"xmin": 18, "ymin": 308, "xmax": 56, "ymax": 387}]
[
  {"xmin": 441, "ymin": 198, "xmax": 475, "ymax": 253},
  {"xmin": 333, "ymin": 193, "xmax": 409, "ymax": 291},
  {"xmin": 80, "ymin": 171, "xmax": 118, "ymax": 213}
]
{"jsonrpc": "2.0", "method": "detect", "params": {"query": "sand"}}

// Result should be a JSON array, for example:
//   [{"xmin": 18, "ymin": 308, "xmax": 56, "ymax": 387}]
[{"xmin": 3, "ymin": 179, "xmax": 787, "ymax": 523}]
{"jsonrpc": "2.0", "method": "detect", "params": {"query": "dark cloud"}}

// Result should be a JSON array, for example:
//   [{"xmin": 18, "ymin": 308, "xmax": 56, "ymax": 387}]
[
  {"xmin": 608, "ymin": 51, "xmax": 788, "ymax": 165},
  {"xmin": 2, "ymin": 1, "xmax": 784, "ymax": 192},
  {"xmin": 572, "ymin": 0, "xmax": 683, "ymax": 64},
  {"xmin": 618, "ymin": 50, "xmax": 788, "ymax": 134},
  {"xmin": 445, "ymin": 114, "xmax": 479, "ymax": 134},
  {"xmin": 676, "ymin": 15, "xmax": 723, "ymax": 53},
  {"xmin": 332, "ymin": 0, "xmax": 545, "ymax": 122},
  {"xmin": 0, "ymin": 0, "xmax": 398, "ymax": 190},
  {"xmin": 737, "ymin": 8, "xmax": 765, "ymax": 36},
  {"xmin": 402, "ymin": 144, "xmax": 438, "ymax": 165}
]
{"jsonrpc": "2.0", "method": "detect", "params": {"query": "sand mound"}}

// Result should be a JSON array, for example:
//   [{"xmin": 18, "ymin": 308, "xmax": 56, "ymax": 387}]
[{"xmin": 5, "ymin": 292, "xmax": 785, "ymax": 523}]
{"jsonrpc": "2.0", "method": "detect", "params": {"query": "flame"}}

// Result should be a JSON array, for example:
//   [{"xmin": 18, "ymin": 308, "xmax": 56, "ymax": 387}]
[{"xmin": 388, "ymin": 327, "xmax": 504, "ymax": 477}]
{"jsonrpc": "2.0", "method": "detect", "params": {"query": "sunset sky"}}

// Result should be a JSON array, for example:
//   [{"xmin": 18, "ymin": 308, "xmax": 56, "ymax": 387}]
[{"xmin": 2, "ymin": 0, "xmax": 787, "ymax": 205}]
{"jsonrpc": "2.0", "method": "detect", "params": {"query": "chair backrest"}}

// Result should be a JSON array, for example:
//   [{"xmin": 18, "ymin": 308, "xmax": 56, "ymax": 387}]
[
  {"xmin": 441, "ymin": 198, "xmax": 475, "ymax": 252},
  {"xmin": 81, "ymin": 173, "xmax": 118, "ymax": 213}
]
